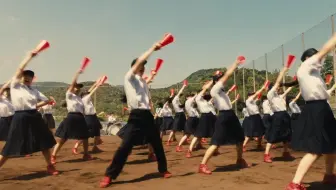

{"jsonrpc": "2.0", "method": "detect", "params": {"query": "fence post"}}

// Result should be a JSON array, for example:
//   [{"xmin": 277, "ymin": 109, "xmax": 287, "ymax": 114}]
[
  {"xmin": 253, "ymin": 60, "xmax": 256, "ymax": 92},
  {"xmin": 94, "ymin": 91, "xmax": 97, "ymax": 107},
  {"xmin": 265, "ymin": 53, "xmax": 268, "ymax": 80},
  {"xmin": 281, "ymin": 44, "xmax": 286, "ymax": 93},
  {"xmin": 243, "ymin": 68, "xmax": 246, "ymax": 102}
]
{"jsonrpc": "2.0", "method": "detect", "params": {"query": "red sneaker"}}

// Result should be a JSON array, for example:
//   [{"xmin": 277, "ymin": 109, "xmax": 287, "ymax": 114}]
[
  {"xmin": 186, "ymin": 150, "xmax": 192, "ymax": 158},
  {"xmin": 236, "ymin": 158, "xmax": 250, "ymax": 168},
  {"xmin": 166, "ymin": 141, "xmax": 171, "ymax": 146},
  {"xmin": 162, "ymin": 171, "xmax": 172, "ymax": 178},
  {"xmin": 199, "ymin": 164, "xmax": 212, "ymax": 175},
  {"xmin": 148, "ymin": 153, "xmax": 157, "ymax": 162},
  {"xmin": 285, "ymin": 182, "xmax": 306, "ymax": 190},
  {"xmin": 83, "ymin": 154, "xmax": 93, "ymax": 161},
  {"xmin": 99, "ymin": 176, "xmax": 112, "ymax": 188},
  {"xmin": 51, "ymin": 155, "xmax": 56, "ymax": 165},
  {"xmin": 201, "ymin": 138, "xmax": 207, "ymax": 143},
  {"xmin": 283, "ymin": 152, "xmax": 295, "ymax": 160},
  {"xmin": 47, "ymin": 164, "xmax": 59, "ymax": 175},
  {"xmin": 243, "ymin": 146, "xmax": 247, "ymax": 152},
  {"xmin": 322, "ymin": 174, "xmax": 336, "ymax": 184},
  {"xmin": 176, "ymin": 146, "xmax": 183, "ymax": 152},
  {"xmin": 264, "ymin": 154, "xmax": 272, "ymax": 163}
]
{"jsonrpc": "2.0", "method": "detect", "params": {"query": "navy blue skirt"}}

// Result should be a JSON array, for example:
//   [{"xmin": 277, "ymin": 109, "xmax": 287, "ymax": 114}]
[
  {"xmin": 194, "ymin": 112, "xmax": 216, "ymax": 138},
  {"xmin": 42, "ymin": 113, "xmax": 55, "ymax": 129},
  {"xmin": 262, "ymin": 114, "xmax": 272, "ymax": 137},
  {"xmin": 55, "ymin": 112, "xmax": 89, "ymax": 140},
  {"xmin": 291, "ymin": 100, "xmax": 336, "ymax": 154},
  {"xmin": 0, "ymin": 116, "xmax": 13, "ymax": 141},
  {"xmin": 184, "ymin": 117, "xmax": 199, "ymax": 135},
  {"xmin": 244, "ymin": 114, "xmax": 265, "ymax": 137},
  {"xmin": 161, "ymin": 116, "xmax": 174, "ymax": 132},
  {"xmin": 85, "ymin": 114, "xmax": 102, "ymax": 137},
  {"xmin": 172, "ymin": 112, "xmax": 186, "ymax": 131},
  {"xmin": 211, "ymin": 110, "xmax": 244, "ymax": 145},
  {"xmin": 265, "ymin": 111, "xmax": 291, "ymax": 143},
  {"xmin": 2, "ymin": 110, "xmax": 56, "ymax": 156},
  {"xmin": 155, "ymin": 117, "xmax": 163, "ymax": 130}
]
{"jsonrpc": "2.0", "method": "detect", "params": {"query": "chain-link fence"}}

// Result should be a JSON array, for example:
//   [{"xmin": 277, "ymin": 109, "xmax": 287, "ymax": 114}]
[{"xmin": 34, "ymin": 14, "xmax": 336, "ymax": 119}]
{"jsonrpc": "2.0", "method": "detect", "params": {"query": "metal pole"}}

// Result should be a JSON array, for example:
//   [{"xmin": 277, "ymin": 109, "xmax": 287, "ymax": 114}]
[
  {"xmin": 94, "ymin": 91, "xmax": 97, "ymax": 107},
  {"xmin": 253, "ymin": 60, "xmax": 256, "ymax": 92},
  {"xmin": 234, "ymin": 71, "xmax": 237, "ymax": 115},
  {"xmin": 243, "ymin": 68, "xmax": 246, "ymax": 102},
  {"xmin": 265, "ymin": 53, "xmax": 268, "ymax": 80},
  {"xmin": 281, "ymin": 45, "xmax": 286, "ymax": 93}
]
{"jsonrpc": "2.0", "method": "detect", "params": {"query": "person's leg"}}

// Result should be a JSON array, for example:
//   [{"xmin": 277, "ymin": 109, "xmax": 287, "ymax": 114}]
[
  {"xmin": 186, "ymin": 137, "xmax": 199, "ymax": 158},
  {"xmin": 291, "ymin": 153, "xmax": 320, "ymax": 184},
  {"xmin": 42, "ymin": 149, "xmax": 59, "ymax": 175},
  {"xmin": 242, "ymin": 136, "xmax": 250, "ymax": 151},
  {"xmin": 198, "ymin": 145, "xmax": 218, "ymax": 175},
  {"xmin": 0, "ymin": 155, "xmax": 9, "ymax": 168},
  {"xmin": 264, "ymin": 143, "xmax": 272, "ymax": 163},
  {"xmin": 51, "ymin": 138, "xmax": 67, "ymax": 164}
]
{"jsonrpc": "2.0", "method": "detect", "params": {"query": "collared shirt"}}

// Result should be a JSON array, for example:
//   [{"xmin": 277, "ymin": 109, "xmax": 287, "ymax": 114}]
[
  {"xmin": 246, "ymin": 96, "xmax": 260, "ymax": 115},
  {"xmin": 262, "ymin": 100, "xmax": 273, "ymax": 115},
  {"xmin": 82, "ymin": 95, "xmax": 96, "ymax": 115},
  {"xmin": 66, "ymin": 91, "xmax": 84, "ymax": 113},
  {"xmin": 210, "ymin": 82, "xmax": 232, "ymax": 111},
  {"xmin": 0, "ymin": 96, "xmax": 14, "ymax": 117},
  {"xmin": 289, "ymin": 102, "xmax": 301, "ymax": 114},
  {"xmin": 267, "ymin": 88, "xmax": 286, "ymax": 112},
  {"xmin": 172, "ymin": 96, "xmax": 184, "ymax": 113},
  {"xmin": 185, "ymin": 97, "xmax": 199, "ymax": 117}
]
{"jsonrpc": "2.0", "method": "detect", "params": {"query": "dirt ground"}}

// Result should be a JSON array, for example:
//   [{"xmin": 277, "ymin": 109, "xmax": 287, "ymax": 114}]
[{"xmin": 0, "ymin": 133, "xmax": 335, "ymax": 190}]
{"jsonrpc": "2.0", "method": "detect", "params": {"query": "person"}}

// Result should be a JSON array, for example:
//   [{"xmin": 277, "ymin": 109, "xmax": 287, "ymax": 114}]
[
  {"xmin": 52, "ymin": 67, "xmax": 93, "ymax": 164},
  {"xmin": 242, "ymin": 86, "xmax": 266, "ymax": 151},
  {"xmin": 261, "ymin": 95, "xmax": 273, "ymax": 141},
  {"xmin": 176, "ymin": 93, "xmax": 199, "ymax": 152},
  {"xmin": 73, "ymin": 80, "xmax": 104, "ymax": 153},
  {"xmin": 0, "ymin": 81, "xmax": 14, "ymax": 141},
  {"xmin": 288, "ymin": 92, "xmax": 301, "ymax": 133},
  {"xmin": 99, "ymin": 41, "xmax": 171, "ymax": 188},
  {"xmin": 160, "ymin": 97, "xmax": 174, "ymax": 139},
  {"xmin": 41, "ymin": 102, "xmax": 56, "ymax": 129},
  {"xmin": 198, "ymin": 58, "xmax": 248, "ymax": 174},
  {"xmin": 186, "ymin": 88, "xmax": 217, "ymax": 158},
  {"xmin": 167, "ymin": 84, "xmax": 187, "ymax": 145},
  {"xmin": 241, "ymin": 105, "xmax": 249, "ymax": 138},
  {"xmin": 263, "ymin": 66, "xmax": 295, "ymax": 163},
  {"xmin": 286, "ymin": 34, "xmax": 336, "ymax": 190},
  {"xmin": 0, "ymin": 51, "xmax": 58, "ymax": 175}
]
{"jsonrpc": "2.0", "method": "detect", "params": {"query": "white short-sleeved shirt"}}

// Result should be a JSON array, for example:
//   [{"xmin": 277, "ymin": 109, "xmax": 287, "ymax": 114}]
[
  {"xmin": 289, "ymin": 102, "xmax": 301, "ymax": 114},
  {"xmin": 42, "ymin": 104, "xmax": 53, "ymax": 114},
  {"xmin": 0, "ymin": 96, "xmax": 15, "ymax": 117},
  {"xmin": 108, "ymin": 116, "xmax": 116, "ymax": 123},
  {"xmin": 267, "ymin": 88, "xmax": 286, "ymax": 112},
  {"xmin": 242, "ymin": 108, "xmax": 249, "ymax": 118},
  {"xmin": 155, "ymin": 108, "xmax": 163, "ymax": 117},
  {"xmin": 210, "ymin": 82, "xmax": 232, "ymax": 111},
  {"xmin": 185, "ymin": 97, "xmax": 199, "ymax": 117},
  {"xmin": 66, "ymin": 91, "xmax": 84, "ymax": 113},
  {"xmin": 161, "ymin": 104, "xmax": 173, "ymax": 117},
  {"xmin": 124, "ymin": 69, "xmax": 151, "ymax": 110},
  {"xmin": 262, "ymin": 100, "xmax": 273, "ymax": 115},
  {"xmin": 195, "ymin": 94, "xmax": 215, "ymax": 114},
  {"xmin": 82, "ymin": 95, "xmax": 96, "ymax": 115},
  {"xmin": 172, "ymin": 96, "xmax": 184, "ymax": 113},
  {"xmin": 297, "ymin": 55, "xmax": 329, "ymax": 101},
  {"xmin": 246, "ymin": 96, "xmax": 260, "ymax": 115},
  {"xmin": 10, "ymin": 77, "xmax": 49, "ymax": 111}
]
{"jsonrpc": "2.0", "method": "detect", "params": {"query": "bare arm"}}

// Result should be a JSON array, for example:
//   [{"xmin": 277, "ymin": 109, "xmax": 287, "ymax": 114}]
[
  {"xmin": 13, "ymin": 52, "xmax": 36, "ymax": 80},
  {"xmin": 176, "ymin": 85, "xmax": 187, "ymax": 97},
  {"xmin": 131, "ymin": 43, "xmax": 161, "ymax": 74},
  {"xmin": 250, "ymin": 86, "xmax": 266, "ymax": 100},
  {"xmin": 282, "ymin": 87, "xmax": 293, "ymax": 97},
  {"xmin": 146, "ymin": 71, "xmax": 157, "ymax": 84},
  {"xmin": 218, "ymin": 59, "xmax": 241, "ymax": 85},
  {"xmin": 273, "ymin": 67, "xmax": 289, "ymax": 90},
  {"xmin": 68, "ymin": 70, "xmax": 81, "ymax": 92},
  {"xmin": 291, "ymin": 91, "xmax": 301, "ymax": 103},
  {"xmin": 199, "ymin": 81, "xmax": 213, "ymax": 96},
  {"xmin": 316, "ymin": 33, "xmax": 336, "ymax": 61},
  {"xmin": 0, "ymin": 80, "xmax": 11, "ymax": 95}
]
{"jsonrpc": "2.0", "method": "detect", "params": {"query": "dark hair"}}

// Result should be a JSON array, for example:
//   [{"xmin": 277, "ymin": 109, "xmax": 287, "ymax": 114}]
[
  {"xmin": 247, "ymin": 92, "xmax": 255, "ymax": 96},
  {"xmin": 268, "ymin": 82, "xmax": 274, "ymax": 91},
  {"xmin": 157, "ymin": 102, "xmax": 163, "ymax": 108},
  {"xmin": 203, "ymin": 94, "xmax": 212, "ymax": 101},
  {"xmin": 179, "ymin": 103, "xmax": 185, "ymax": 108},
  {"xmin": 301, "ymin": 48, "xmax": 318, "ymax": 62},
  {"xmin": 61, "ymin": 100, "xmax": 67, "ymax": 108},
  {"xmin": 131, "ymin": 58, "xmax": 147, "ymax": 67},
  {"xmin": 165, "ymin": 97, "xmax": 173, "ymax": 103},
  {"xmin": 121, "ymin": 94, "xmax": 127, "ymax": 103},
  {"xmin": 75, "ymin": 83, "xmax": 84, "ymax": 89},
  {"xmin": 261, "ymin": 95, "xmax": 267, "ymax": 101},
  {"xmin": 187, "ymin": 93, "xmax": 195, "ymax": 97},
  {"xmin": 22, "ymin": 70, "xmax": 34, "ymax": 78},
  {"xmin": 212, "ymin": 73, "xmax": 224, "ymax": 83},
  {"xmin": 280, "ymin": 80, "xmax": 299, "ymax": 87},
  {"xmin": 80, "ymin": 91, "xmax": 90, "ymax": 98}
]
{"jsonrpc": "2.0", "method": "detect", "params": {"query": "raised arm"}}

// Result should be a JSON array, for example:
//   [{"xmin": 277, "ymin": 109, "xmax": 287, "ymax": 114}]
[
  {"xmin": 13, "ymin": 52, "xmax": 36, "ymax": 80},
  {"xmin": 218, "ymin": 58, "xmax": 242, "ymax": 85},
  {"xmin": 291, "ymin": 91, "xmax": 301, "ymax": 103},
  {"xmin": 273, "ymin": 67, "xmax": 289, "ymax": 90},
  {"xmin": 68, "ymin": 70, "xmax": 81, "ymax": 92},
  {"xmin": 199, "ymin": 81, "xmax": 213, "ymax": 96},
  {"xmin": 131, "ymin": 43, "xmax": 161, "ymax": 75},
  {"xmin": 0, "ymin": 80, "xmax": 11, "ymax": 95},
  {"xmin": 316, "ymin": 33, "xmax": 336, "ymax": 61},
  {"xmin": 176, "ymin": 84, "xmax": 187, "ymax": 97},
  {"xmin": 88, "ymin": 79, "xmax": 100, "ymax": 92},
  {"xmin": 250, "ymin": 86, "xmax": 266, "ymax": 100},
  {"xmin": 146, "ymin": 70, "xmax": 157, "ymax": 84},
  {"xmin": 281, "ymin": 87, "xmax": 293, "ymax": 98}
]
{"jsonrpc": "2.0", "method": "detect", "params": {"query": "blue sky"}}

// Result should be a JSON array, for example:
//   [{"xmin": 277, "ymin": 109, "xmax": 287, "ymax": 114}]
[{"xmin": 0, "ymin": 0, "xmax": 336, "ymax": 87}]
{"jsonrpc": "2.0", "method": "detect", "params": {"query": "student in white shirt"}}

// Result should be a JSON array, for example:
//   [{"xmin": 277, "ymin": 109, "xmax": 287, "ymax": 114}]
[
  {"xmin": 72, "ymin": 80, "xmax": 104, "ymax": 154},
  {"xmin": 185, "ymin": 88, "xmax": 217, "ymax": 159},
  {"xmin": 261, "ymin": 96, "xmax": 273, "ymax": 141},
  {"xmin": 289, "ymin": 92, "xmax": 301, "ymax": 134},
  {"xmin": 241, "ymin": 105, "xmax": 250, "ymax": 141},
  {"xmin": 176, "ymin": 93, "xmax": 199, "ymax": 152},
  {"xmin": 100, "ymin": 42, "xmax": 171, "ymax": 188},
  {"xmin": 0, "ymin": 51, "xmax": 58, "ymax": 175},
  {"xmin": 167, "ymin": 84, "xmax": 187, "ymax": 145},
  {"xmin": 52, "ymin": 68, "xmax": 93, "ymax": 164},
  {"xmin": 0, "ymin": 82, "xmax": 14, "ymax": 141},
  {"xmin": 198, "ymin": 58, "xmax": 248, "ymax": 175},
  {"xmin": 286, "ymin": 34, "xmax": 336, "ymax": 190},
  {"xmin": 160, "ymin": 97, "xmax": 174, "ymax": 139},
  {"xmin": 264, "ymin": 74, "xmax": 295, "ymax": 164},
  {"xmin": 243, "ymin": 87, "xmax": 266, "ymax": 151},
  {"xmin": 154, "ymin": 102, "xmax": 164, "ymax": 132},
  {"xmin": 41, "ymin": 103, "xmax": 55, "ymax": 129}
]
